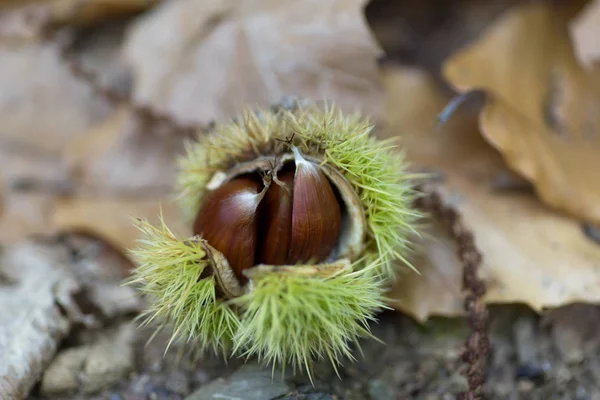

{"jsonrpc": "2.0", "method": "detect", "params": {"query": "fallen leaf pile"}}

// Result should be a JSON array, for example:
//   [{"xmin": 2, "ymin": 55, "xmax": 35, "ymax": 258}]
[
  {"xmin": 0, "ymin": 0, "xmax": 383, "ymax": 251},
  {"xmin": 0, "ymin": 0, "xmax": 599, "ymax": 340},
  {"xmin": 383, "ymin": 64, "xmax": 600, "ymax": 321},
  {"xmin": 0, "ymin": 3, "xmax": 387, "ymax": 392},
  {"xmin": 0, "ymin": 38, "xmax": 186, "ymax": 248},
  {"xmin": 382, "ymin": 1, "xmax": 600, "ymax": 320}
]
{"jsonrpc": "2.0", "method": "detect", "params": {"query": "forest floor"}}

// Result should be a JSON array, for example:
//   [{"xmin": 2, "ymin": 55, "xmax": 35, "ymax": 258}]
[{"xmin": 28, "ymin": 304, "xmax": 600, "ymax": 400}]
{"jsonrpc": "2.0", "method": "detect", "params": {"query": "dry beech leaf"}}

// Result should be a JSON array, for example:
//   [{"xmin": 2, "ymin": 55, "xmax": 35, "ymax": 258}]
[
  {"xmin": 443, "ymin": 2, "xmax": 600, "ymax": 226},
  {"xmin": 0, "ymin": 242, "xmax": 79, "ymax": 399},
  {"xmin": 382, "ymin": 65, "xmax": 600, "ymax": 320},
  {"xmin": 122, "ymin": 0, "xmax": 384, "ymax": 126},
  {"xmin": 570, "ymin": 0, "xmax": 600, "ymax": 70}
]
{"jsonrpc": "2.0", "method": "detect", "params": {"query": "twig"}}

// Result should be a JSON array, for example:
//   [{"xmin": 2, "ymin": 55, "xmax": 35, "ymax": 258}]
[{"xmin": 416, "ymin": 186, "xmax": 490, "ymax": 400}]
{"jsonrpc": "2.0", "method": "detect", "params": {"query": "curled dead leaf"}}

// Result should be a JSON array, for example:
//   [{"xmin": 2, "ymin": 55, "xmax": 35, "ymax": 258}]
[
  {"xmin": 443, "ymin": 2, "xmax": 600, "ymax": 225},
  {"xmin": 44, "ymin": 0, "xmax": 160, "ymax": 27},
  {"xmin": 382, "ymin": 64, "xmax": 600, "ymax": 320}
]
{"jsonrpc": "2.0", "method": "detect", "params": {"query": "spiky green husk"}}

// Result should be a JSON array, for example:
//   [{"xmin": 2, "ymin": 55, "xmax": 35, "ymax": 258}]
[
  {"xmin": 232, "ymin": 263, "xmax": 387, "ymax": 376},
  {"xmin": 128, "ymin": 102, "xmax": 420, "ymax": 374},
  {"xmin": 127, "ymin": 217, "xmax": 386, "ymax": 370},
  {"xmin": 177, "ymin": 104, "xmax": 420, "ymax": 279},
  {"xmin": 127, "ymin": 217, "xmax": 240, "ymax": 354}
]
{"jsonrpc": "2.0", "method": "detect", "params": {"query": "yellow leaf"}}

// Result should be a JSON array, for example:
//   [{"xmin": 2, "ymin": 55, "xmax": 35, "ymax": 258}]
[
  {"xmin": 443, "ymin": 2, "xmax": 600, "ymax": 225},
  {"xmin": 382, "ymin": 64, "xmax": 600, "ymax": 321}
]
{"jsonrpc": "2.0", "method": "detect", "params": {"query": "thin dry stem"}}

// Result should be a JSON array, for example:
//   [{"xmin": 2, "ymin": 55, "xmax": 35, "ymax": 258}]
[{"xmin": 416, "ymin": 185, "xmax": 489, "ymax": 400}]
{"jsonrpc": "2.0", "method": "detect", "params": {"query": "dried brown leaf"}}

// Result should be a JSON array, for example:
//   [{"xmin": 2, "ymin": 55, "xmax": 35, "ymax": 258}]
[
  {"xmin": 443, "ymin": 2, "xmax": 600, "ymax": 225},
  {"xmin": 44, "ymin": 0, "xmax": 159, "ymax": 27},
  {"xmin": 382, "ymin": 65, "xmax": 600, "ymax": 320},
  {"xmin": 122, "ymin": 0, "xmax": 384, "ymax": 126},
  {"xmin": 0, "ymin": 25, "xmax": 193, "ymax": 253}
]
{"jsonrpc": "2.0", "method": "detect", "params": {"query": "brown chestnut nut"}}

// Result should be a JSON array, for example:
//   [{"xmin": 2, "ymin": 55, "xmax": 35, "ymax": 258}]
[
  {"xmin": 193, "ymin": 148, "xmax": 343, "ymax": 283},
  {"xmin": 193, "ymin": 177, "xmax": 265, "ymax": 281}
]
